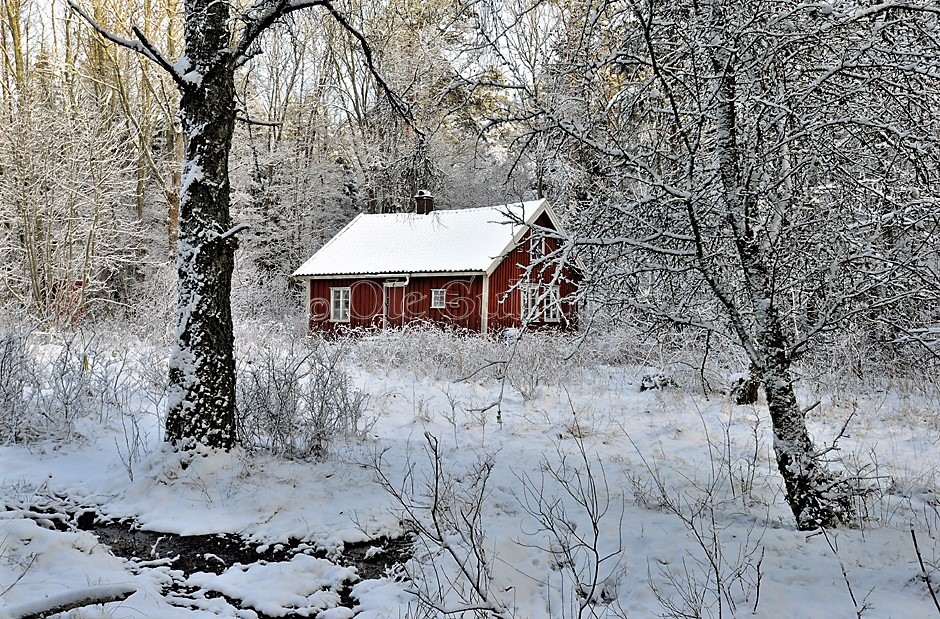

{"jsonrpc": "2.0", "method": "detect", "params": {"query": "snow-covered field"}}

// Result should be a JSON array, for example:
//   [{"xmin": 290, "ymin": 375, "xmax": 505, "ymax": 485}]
[{"xmin": 1, "ymin": 326, "xmax": 939, "ymax": 618}]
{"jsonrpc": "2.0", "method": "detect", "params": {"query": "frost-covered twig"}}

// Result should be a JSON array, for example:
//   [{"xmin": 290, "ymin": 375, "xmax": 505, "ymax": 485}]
[
  {"xmin": 373, "ymin": 432, "xmax": 513, "ymax": 617},
  {"xmin": 819, "ymin": 528, "xmax": 871, "ymax": 618},
  {"xmin": 67, "ymin": 2, "xmax": 186, "ymax": 87},
  {"xmin": 514, "ymin": 423, "xmax": 627, "ymax": 618},
  {"xmin": 627, "ymin": 430, "xmax": 765, "ymax": 618}
]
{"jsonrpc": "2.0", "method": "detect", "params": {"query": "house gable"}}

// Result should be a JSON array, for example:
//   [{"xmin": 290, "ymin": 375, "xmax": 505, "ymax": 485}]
[{"xmin": 486, "ymin": 212, "xmax": 580, "ymax": 332}]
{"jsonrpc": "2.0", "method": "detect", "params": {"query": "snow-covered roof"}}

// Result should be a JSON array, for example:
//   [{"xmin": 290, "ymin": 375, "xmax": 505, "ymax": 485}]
[{"xmin": 292, "ymin": 199, "xmax": 551, "ymax": 278}]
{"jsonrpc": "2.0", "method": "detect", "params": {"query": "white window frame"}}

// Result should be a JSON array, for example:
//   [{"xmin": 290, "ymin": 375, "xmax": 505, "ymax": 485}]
[
  {"xmin": 529, "ymin": 235, "xmax": 545, "ymax": 263},
  {"xmin": 431, "ymin": 288, "xmax": 447, "ymax": 309},
  {"xmin": 544, "ymin": 286, "xmax": 561, "ymax": 322},
  {"xmin": 521, "ymin": 284, "xmax": 540, "ymax": 322},
  {"xmin": 330, "ymin": 287, "xmax": 351, "ymax": 322}
]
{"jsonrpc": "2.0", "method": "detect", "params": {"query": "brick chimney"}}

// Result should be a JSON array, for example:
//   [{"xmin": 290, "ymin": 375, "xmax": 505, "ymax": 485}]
[{"xmin": 415, "ymin": 189, "xmax": 434, "ymax": 215}]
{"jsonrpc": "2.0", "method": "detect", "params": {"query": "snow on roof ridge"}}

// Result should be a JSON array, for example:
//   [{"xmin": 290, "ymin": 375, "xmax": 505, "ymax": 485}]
[
  {"xmin": 292, "ymin": 199, "xmax": 549, "ymax": 278},
  {"xmin": 354, "ymin": 199, "xmax": 543, "ymax": 216}
]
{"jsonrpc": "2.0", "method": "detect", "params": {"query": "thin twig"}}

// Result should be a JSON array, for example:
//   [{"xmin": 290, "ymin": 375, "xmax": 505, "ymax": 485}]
[
  {"xmin": 236, "ymin": 114, "xmax": 283, "ymax": 127},
  {"xmin": 912, "ymin": 527, "xmax": 940, "ymax": 615},
  {"xmin": 821, "ymin": 528, "xmax": 867, "ymax": 618}
]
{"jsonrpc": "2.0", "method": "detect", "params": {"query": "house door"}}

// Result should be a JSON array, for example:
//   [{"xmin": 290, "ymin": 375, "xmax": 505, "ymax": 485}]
[{"xmin": 384, "ymin": 285, "xmax": 405, "ymax": 328}]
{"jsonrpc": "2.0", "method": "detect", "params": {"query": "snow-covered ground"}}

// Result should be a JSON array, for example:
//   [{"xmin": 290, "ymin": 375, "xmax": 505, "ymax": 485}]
[{"xmin": 1, "ymin": 327, "xmax": 939, "ymax": 618}]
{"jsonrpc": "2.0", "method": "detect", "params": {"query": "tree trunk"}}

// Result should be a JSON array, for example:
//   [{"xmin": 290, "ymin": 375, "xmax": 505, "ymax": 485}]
[
  {"xmin": 762, "ymin": 353, "xmax": 850, "ymax": 529},
  {"xmin": 167, "ymin": 125, "xmax": 182, "ymax": 259},
  {"xmin": 3, "ymin": 0, "xmax": 25, "ymax": 94},
  {"xmin": 164, "ymin": 0, "xmax": 238, "ymax": 450},
  {"xmin": 70, "ymin": 0, "xmax": 394, "ymax": 451},
  {"xmin": 711, "ymin": 43, "xmax": 850, "ymax": 529},
  {"xmin": 736, "ymin": 230, "xmax": 851, "ymax": 528}
]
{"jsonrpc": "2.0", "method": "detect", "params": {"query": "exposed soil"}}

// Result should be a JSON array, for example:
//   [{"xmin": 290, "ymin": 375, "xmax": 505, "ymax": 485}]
[
  {"xmin": 85, "ymin": 521, "xmax": 296, "ymax": 574},
  {"xmin": 76, "ymin": 513, "xmax": 412, "ymax": 617}
]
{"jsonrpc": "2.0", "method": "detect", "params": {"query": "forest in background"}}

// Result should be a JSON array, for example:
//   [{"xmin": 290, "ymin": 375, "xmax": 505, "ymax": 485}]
[
  {"xmin": 0, "ymin": 0, "xmax": 934, "ymax": 350},
  {"xmin": 0, "ymin": 0, "xmax": 540, "ymax": 328}
]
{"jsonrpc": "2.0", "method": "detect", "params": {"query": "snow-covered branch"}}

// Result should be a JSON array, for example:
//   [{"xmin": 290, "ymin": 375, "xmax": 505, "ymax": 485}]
[
  {"xmin": 233, "ymin": 0, "xmax": 328, "ymax": 66},
  {"xmin": 67, "ymin": 2, "xmax": 186, "ymax": 88},
  {"xmin": 3, "ymin": 584, "xmax": 137, "ymax": 619},
  {"xmin": 232, "ymin": 0, "xmax": 414, "ymax": 129}
]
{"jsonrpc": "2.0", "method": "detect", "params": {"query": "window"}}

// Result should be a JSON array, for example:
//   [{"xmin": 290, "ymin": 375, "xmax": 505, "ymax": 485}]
[
  {"xmin": 529, "ymin": 235, "xmax": 545, "ymax": 263},
  {"xmin": 544, "ymin": 286, "xmax": 561, "ymax": 322},
  {"xmin": 431, "ymin": 288, "xmax": 447, "ymax": 309},
  {"xmin": 330, "ymin": 287, "xmax": 351, "ymax": 322},
  {"xmin": 521, "ymin": 285, "xmax": 540, "ymax": 322}
]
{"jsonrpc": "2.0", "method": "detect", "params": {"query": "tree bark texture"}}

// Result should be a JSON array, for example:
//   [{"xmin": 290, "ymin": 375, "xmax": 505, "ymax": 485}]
[
  {"xmin": 739, "ymin": 236, "xmax": 851, "ymax": 528},
  {"xmin": 165, "ymin": 0, "xmax": 238, "ymax": 449},
  {"xmin": 711, "ymin": 48, "xmax": 850, "ymax": 529}
]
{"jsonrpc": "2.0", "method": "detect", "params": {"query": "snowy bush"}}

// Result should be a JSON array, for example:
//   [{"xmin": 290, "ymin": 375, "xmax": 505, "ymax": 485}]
[
  {"xmin": 352, "ymin": 324, "xmax": 496, "ymax": 381},
  {"xmin": 352, "ymin": 325, "xmax": 593, "ymax": 400},
  {"xmin": 236, "ymin": 337, "xmax": 370, "ymax": 459},
  {"xmin": 0, "ymin": 329, "xmax": 166, "ymax": 449},
  {"xmin": 801, "ymin": 326, "xmax": 940, "ymax": 404},
  {"xmin": 0, "ymin": 331, "xmax": 97, "ymax": 444},
  {"xmin": 0, "ymin": 331, "xmax": 32, "ymax": 443},
  {"xmin": 231, "ymin": 261, "xmax": 308, "ymax": 327},
  {"xmin": 32, "ymin": 332, "xmax": 97, "ymax": 441}
]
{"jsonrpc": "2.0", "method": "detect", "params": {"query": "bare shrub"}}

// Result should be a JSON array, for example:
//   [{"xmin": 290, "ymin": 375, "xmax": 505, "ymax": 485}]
[
  {"xmin": 0, "ymin": 331, "xmax": 32, "ymax": 443},
  {"xmin": 625, "ymin": 415, "xmax": 768, "ymax": 618},
  {"xmin": 800, "ymin": 327, "xmax": 940, "ymax": 408},
  {"xmin": 31, "ymin": 331, "xmax": 97, "ymax": 440},
  {"xmin": 353, "ymin": 324, "xmax": 498, "ymax": 382},
  {"xmin": 373, "ymin": 432, "xmax": 514, "ymax": 618},
  {"xmin": 503, "ymin": 331, "xmax": 588, "ymax": 401},
  {"xmin": 354, "ymin": 326, "xmax": 595, "ymax": 402},
  {"xmin": 641, "ymin": 466, "xmax": 766, "ymax": 619},
  {"xmin": 236, "ymin": 337, "xmax": 370, "ymax": 459},
  {"xmin": 514, "ymin": 429, "xmax": 628, "ymax": 619},
  {"xmin": 0, "ymin": 328, "xmax": 166, "ymax": 451},
  {"xmin": 0, "ymin": 330, "xmax": 98, "ymax": 444}
]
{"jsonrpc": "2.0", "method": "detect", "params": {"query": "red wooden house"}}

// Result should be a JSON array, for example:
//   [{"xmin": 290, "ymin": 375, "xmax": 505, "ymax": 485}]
[{"xmin": 292, "ymin": 194, "xmax": 582, "ymax": 334}]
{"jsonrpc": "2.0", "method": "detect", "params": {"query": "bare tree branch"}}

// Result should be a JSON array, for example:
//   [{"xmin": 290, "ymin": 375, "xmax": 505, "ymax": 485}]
[
  {"xmin": 318, "ymin": 0, "xmax": 415, "ymax": 130},
  {"xmin": 5, "ymin": 585, "xmax": 137, "ymax": 619},
  {"xmin": 231, "ymin": 0, "xmax": 415, "ymax": 129},
  {"xmin": 233, "ymin": 0, "xmax": 328, "ymax": 67},
  {"xmin": 67, "ymin": 2, "xmax": 186, "ymax": 88},
  {"xmin": 236, "ymin": 114, "xmax": 283, "ymax": 127}
]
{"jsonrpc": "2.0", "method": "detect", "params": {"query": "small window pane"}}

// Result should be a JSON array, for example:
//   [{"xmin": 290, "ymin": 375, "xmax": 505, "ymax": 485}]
[
  {"xmin": 521, "ymin": 285, "xmax": 540, "ymax": 322},
  {"xmin": 431, "ymin": 289, "xmax": 447, "ymax": 309},
  {"xmin": 544, "ymin": 286, "xmax": 561, "ymax": 322},
  {"xmin": 331, "ymin": 287, "xmax": 351, "ymax": 322}
]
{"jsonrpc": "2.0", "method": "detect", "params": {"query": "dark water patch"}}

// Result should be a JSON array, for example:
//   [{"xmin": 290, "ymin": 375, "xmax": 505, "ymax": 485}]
[
  {"xmin": 86, "ymin": 520, "xmax": 295, "ymax": 574},
  {"xmin": 80, "ymin": 513, "xmax": 411, "ymax": 617},
  {"xmin": 340, "ymin": 534, "xmax": 414, "ymax": 581}
]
